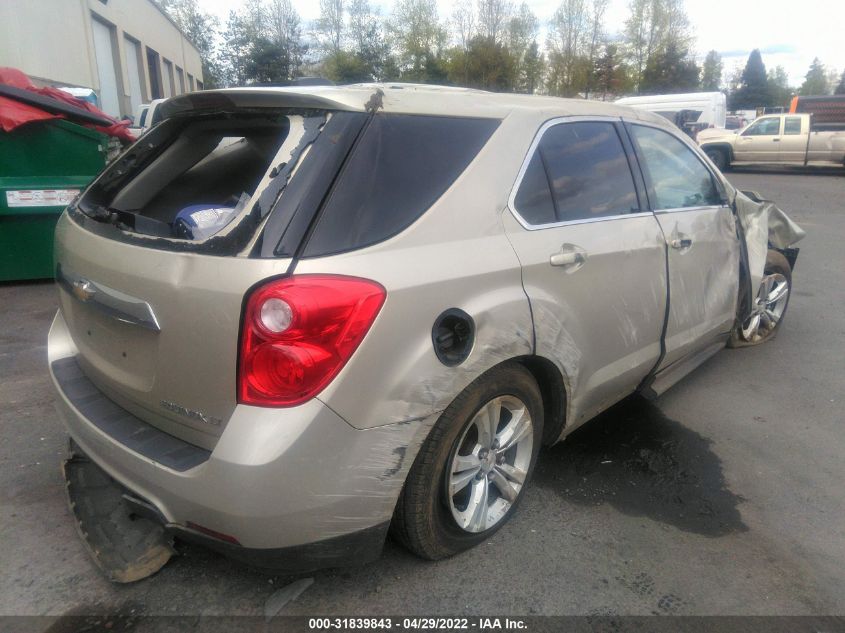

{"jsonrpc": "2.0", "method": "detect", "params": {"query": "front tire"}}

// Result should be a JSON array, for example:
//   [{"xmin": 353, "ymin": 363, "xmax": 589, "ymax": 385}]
[
  {"xmin": 705, "ymin": 147, "xmax": 729, "ymax": 171},
  {"xmin": 729, "ymin": 250, "xmax": 792, "ymax": 347},
  {"xmin": 391, "ymin": 362, "xmax": 543, "ymax": 560}
]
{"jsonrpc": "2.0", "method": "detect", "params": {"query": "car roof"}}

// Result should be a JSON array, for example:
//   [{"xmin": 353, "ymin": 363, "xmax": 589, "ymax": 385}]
[{"xmin": 162, "ymin": 83, "xmax": 672, "ymax": 127}]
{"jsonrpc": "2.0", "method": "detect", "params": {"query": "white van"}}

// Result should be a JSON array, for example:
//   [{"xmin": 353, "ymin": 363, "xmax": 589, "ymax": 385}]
[{"xmin": 615, "ymin": 92, "xmax": 727, "ymax": 138}]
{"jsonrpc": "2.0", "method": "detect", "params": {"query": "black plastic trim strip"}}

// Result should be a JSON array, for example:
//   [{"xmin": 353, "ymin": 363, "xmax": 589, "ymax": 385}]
[
  {"xmin": 259, "ymin": 111, "xmax": 369, "ymax": 259},
  {"xmin": 52, "ymin": 357, "xmax": 211, "ymax": 471},
  {"xmin": 166, "ymin": 520, "xmax": 390, "ymax": 572},
  {"xmin": 615, "ymin": 119, "xmax": 650, "ymax": 212}
]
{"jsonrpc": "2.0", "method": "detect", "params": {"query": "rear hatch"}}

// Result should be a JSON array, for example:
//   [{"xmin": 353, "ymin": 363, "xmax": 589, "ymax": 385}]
[
  {"xmin": 55, "ymin": 96, "xmax": 367, "ymax": 448},
  {"xmin": 55, "ymin": 222, "xmax": 287, "ymax": 449}
]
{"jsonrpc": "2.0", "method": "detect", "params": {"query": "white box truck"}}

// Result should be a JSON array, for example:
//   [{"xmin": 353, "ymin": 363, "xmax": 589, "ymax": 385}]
[{"xmin": 615, "ymin": 92, "xmax": 727, "ymax": 138}]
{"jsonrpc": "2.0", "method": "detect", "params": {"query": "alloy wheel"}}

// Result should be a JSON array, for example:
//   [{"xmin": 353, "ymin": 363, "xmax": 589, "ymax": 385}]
[
  {"xmin": 447, "ymin": 396, "xmax": 534, "ymax": 533},
  {"xmin": 740, "ymin": 272, "xmax": 789, "ymax": 343}
]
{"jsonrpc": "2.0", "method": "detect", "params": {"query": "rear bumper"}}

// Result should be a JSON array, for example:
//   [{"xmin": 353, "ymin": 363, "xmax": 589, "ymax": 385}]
[
  {"xmin": 167, "ymin": 518, "xmax": 390, "ymax": 572},
  {"xmin": 48, "ymin": 310, "xmax": 435, "ymax": 564}
]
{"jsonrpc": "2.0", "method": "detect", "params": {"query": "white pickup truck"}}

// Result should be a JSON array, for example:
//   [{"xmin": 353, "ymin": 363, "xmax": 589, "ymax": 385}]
[{"xmin": 698, "ymin": 113, "xmax": 845, "ymax": 172}]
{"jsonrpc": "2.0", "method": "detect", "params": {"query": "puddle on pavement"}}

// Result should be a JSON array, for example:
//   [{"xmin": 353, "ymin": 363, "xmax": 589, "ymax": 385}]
[{"xmin": 534, "ymin": 395, "xmax": 746, "ymax": 536}]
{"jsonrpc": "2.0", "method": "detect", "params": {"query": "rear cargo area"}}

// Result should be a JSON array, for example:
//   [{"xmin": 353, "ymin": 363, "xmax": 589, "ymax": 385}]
[
  {"xmin": 76, "ymin": 110, "xmax": 324, "ymax": 252},
  {"xmin": 51, "ymin": 108, "xmax": 342, "ymax": 446}
]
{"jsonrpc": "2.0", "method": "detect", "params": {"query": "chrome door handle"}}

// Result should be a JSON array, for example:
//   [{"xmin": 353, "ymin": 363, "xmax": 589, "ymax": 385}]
[
  {"xmin": 550, "ymin": 244, "xmax": 587, "ymax": 271},
  {"xmin": 670, "ymin": 237, "xmax": 693, "ymax": 250},
  {"xmin": 772, "ymin": 138, "xmax": 780, "ymax": 142},
  {"xmin": 549, "ymin": 252, "xmax": 580, "ymax": 266}
]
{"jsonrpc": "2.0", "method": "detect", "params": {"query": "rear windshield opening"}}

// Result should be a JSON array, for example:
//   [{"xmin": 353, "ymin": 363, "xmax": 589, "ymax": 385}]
[
  {"xmin": 74, "ymin": 108, "xmax": 500, "ymax": 259},
  {"xmin": 78, "ymin": 111, "xmax": 323, "ymax": 248}
]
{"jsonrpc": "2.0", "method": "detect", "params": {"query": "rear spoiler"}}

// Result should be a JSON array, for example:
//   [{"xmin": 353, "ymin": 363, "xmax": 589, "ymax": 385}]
[{"xmin": 160, "ymin": 88, "xmax": 364, "ymax": 120}]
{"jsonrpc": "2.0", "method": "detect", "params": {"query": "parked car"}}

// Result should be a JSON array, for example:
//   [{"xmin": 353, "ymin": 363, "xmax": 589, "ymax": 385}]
[
  {"xmin": 698, "ymin": 113, "xmax": 845, "ymax": 171},
  {"xmin": 48, "ymin": 84, "xmax": 804, "ymax": 581},
  {"xmin": 126, "ymin": 103, "xmax": 148, "ymax": 136},
  {"xmin": 126, "ymin": 98, "xmax": 165, "ymax": 137}
]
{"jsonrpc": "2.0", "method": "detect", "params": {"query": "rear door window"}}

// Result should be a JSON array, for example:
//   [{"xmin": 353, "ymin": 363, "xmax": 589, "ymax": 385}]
[
  {"xmin": 302, "ymin": 114, "xmax": 500, "ymax": 257},
  {"xmin": 784, "ymin": 117, "xmax": 802, "ymax": 135},
  {"xmin": 513, "ymin": 121, "xmax": 639, "ymax": 226},
  {"xmin": 629, "ymin": 124, "xmax": 722, "ymax": 210}
]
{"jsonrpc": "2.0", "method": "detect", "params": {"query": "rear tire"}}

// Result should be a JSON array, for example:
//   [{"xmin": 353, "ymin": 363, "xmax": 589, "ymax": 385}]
[
  {"xmin": 391, "ymin": 362, "xmax": 543, "ymax": 560},
  {"xmin": 705, "ymin": 147, "xmax": 729, "ymax": 171},
  {"xmin": 728, "ymin": 250, "xmax": 792, "ymax": 347}
]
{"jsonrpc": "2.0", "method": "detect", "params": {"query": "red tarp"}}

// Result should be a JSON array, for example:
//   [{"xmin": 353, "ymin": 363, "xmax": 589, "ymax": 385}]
[{"xmin": 0, "ymin": 67, "xmax": 135, "ymax": 142}]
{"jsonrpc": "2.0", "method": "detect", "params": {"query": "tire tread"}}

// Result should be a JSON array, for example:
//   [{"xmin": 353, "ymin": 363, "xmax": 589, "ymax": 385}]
[{"xmin": 391, "ymin": 362, "xmax": 543, "ymax": 560}]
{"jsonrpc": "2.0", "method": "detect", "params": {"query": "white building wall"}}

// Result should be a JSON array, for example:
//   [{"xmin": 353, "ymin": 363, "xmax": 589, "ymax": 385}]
[
  {"xmin": 0, "ymin": 1, "xmax": 93, "ymax": 89},
  {"xmin": 0, "ymin": 0, "xmax": 203, "ymax": 118}
]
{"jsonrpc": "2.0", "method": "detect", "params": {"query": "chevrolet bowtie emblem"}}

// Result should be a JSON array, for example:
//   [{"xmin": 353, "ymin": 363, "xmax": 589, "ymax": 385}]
[{"xmin": 71, "ymin": 279, "xmax": 96, "ymax": 302}]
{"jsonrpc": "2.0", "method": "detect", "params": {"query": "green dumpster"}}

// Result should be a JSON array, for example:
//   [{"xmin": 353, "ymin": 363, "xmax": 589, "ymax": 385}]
[{"xmin": 0, "ymin": 119, "xmax": 108, "ymax": 281}]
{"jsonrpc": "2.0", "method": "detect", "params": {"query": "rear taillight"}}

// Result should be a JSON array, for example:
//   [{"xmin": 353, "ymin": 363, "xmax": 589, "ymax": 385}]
[{"xmin": 238, "ymin": 275, "xmax": 386, "ymax": 407}]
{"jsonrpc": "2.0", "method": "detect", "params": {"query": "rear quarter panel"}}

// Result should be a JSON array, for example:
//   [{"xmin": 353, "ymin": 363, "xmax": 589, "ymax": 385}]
[
  {"xmin": 293, "ymin": 112, "xmax": 543, "ymax": 429},
  {"xmin": 807, "ymin": 130, "xmax": 845, "ymax": 163}
]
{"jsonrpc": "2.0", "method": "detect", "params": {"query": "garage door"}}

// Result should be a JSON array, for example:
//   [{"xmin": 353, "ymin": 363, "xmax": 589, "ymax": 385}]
[
  {"xmin": 91, "ymin": 19, "xmax": 120, "ymax": 117},
  {"xmin": 124, "ymin": 38, "xmax": 143, "ymax": 114},
  {"xmin": 162, "ymin": 60, "xmax": 174, "ymax": 98}
]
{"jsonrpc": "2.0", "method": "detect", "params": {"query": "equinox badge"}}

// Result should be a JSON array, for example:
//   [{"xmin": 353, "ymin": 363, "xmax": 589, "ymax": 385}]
[{"xmin": 159, "ymin": 400, "xmax": 222, "ymax": 427}]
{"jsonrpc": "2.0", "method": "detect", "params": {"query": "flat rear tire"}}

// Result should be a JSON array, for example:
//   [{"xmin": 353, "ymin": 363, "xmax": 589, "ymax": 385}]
[{"xmin": 391, "ymin": 362, "xmax": 543, "ymax": 560}]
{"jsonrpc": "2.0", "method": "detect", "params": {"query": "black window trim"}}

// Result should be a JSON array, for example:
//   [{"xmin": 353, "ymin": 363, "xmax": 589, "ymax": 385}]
[
  {"xmin": 507, "ymin": 115, "xmax": 653, "ymax": 230},
  {"xmin": 621, "ymin": 119, "xmax": 730, "ymax": 215}
]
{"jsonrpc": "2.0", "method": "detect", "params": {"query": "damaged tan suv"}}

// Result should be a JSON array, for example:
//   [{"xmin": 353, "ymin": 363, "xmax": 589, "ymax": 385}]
[{"xmin": 48, "ymin": 84, "xmax": 804, "ymax": 581}]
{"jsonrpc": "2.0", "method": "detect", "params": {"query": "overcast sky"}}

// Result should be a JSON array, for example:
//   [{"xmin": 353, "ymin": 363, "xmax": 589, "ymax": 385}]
[{"xmin": 198, "ymin": 0, "xmax": 845, "ymax": 87}]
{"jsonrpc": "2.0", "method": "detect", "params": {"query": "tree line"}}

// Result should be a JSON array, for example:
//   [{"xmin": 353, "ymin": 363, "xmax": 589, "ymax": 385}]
[
  {"xmin": 159, "ymin": 0, "xmax": 845, "ymax": 106},
  {"xmin": 728, "ymin": 50, "xmax": 845, "ymax": 110}
]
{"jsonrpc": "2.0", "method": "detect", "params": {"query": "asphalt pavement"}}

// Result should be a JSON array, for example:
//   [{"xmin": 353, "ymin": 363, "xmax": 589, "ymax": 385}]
[{"xmin": 1, "ymin": 169, "xmax": 843, "ymax": 620}]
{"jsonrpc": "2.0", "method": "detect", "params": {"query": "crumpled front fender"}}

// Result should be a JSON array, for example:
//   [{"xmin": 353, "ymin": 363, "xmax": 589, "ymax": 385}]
[{"xmin": 727, "ymin": 183, "xmax": 806, "ymax": 312}]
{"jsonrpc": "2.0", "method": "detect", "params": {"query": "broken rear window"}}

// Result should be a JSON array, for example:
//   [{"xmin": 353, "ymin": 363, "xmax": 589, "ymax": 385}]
[
  {"xmin": 74, "ymin": 110, "xmax": 334, "ymax": 254},
  {"xmin": 73, "ymin": 110, "xmax": 499, "ymax": 259}
]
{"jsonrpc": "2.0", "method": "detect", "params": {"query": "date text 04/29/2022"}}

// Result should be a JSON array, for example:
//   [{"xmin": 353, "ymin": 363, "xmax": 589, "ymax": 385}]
[{"xmin": 308, "ymin": 617, "xmax": 528, "ymax": 630}]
